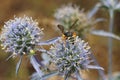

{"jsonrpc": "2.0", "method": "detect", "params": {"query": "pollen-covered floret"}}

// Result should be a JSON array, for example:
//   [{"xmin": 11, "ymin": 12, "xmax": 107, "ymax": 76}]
[{"xmin": 0, "ymin": 16, "xmax": 43, "ymax": 56}]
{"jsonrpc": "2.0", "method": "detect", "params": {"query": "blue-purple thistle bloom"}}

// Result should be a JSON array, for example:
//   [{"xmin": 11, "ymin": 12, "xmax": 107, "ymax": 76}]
[
  {"xmin": 48, "ymin": 36, "xmax": 104, "ymax": 79},
  {"xmin": 0, "ymin": 16, "xmax": 43, "ymax": 56},
  {"xmin": 0, "ymin": 16, "xmax": 44, "ymax": 75}
]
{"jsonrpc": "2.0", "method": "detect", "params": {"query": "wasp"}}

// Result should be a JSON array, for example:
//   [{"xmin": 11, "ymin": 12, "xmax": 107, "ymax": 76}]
[{"xmin": 57, "ymin": 19, "xmax": 78, "ymax": 44}]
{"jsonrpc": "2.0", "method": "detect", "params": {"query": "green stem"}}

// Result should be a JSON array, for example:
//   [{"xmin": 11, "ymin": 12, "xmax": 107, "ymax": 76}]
[{"xmin": 108, "ymin": 9, "xmax": 114, "ymax": 80}]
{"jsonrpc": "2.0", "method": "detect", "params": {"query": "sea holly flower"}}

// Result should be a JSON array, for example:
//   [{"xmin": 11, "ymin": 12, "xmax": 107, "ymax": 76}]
[
  {"xmin": 0, "ymin": 16, "xmax": 43, "ymax": 56},
  {"xmin": 54, "ymin": 4, "xmax": 103, "ymax": 38},
  {"xmin": 100, "ymin": 0, "xmax": 120, "ymax": 11},
  {"xmin": 47, "ymin": 36, "xmax": 104, "ymax": 80},
  {"xmin": 0, "ymin": 16, "xmax": 45, "ymax": 76},
  {"xmin": 54, "ymin": 4, "xmax": 83, "ymax": 30}
]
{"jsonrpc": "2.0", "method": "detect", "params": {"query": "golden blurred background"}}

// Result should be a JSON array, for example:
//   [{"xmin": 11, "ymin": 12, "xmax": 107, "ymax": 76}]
[{"xmin": 0, "ymin": 0, "xmax": 120, "ymax": 80}]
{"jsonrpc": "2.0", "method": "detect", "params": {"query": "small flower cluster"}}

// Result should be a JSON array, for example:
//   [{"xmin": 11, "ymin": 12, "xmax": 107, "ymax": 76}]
[
  {"xmin": 48, "ymin": 36, "xmax": 103, "ymax": 79},
  {"xmin": 54, "ymin": 4, "xmax": 92, "ymax": 32},
  {"xmin": 0, "ymin": 16, "xmax": 43, "ymax": 56}
]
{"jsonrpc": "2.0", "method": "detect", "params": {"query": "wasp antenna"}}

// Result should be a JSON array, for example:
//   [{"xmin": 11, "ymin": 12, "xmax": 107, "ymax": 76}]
[{"xmin": 70, "ymin": 19, "xmax": 79, "ymax": 30}]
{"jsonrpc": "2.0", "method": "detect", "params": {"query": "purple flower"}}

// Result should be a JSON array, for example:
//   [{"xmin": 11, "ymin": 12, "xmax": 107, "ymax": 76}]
[
  {"xmin": 48, "ymin": 36, "xmax": 103, "ymax": 79},
  {"xmin": 0, "ymin": 16, "xmax": 43, "ymax": 57}
]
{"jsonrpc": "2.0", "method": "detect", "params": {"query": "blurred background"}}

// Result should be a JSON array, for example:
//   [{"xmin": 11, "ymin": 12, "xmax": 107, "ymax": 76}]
[{"xmin": 0, "ymin": 0, "xmax": 120, "ymax": 80}]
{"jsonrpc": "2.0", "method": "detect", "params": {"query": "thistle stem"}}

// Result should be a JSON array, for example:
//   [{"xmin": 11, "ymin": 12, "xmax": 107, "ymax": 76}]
[
  {"xmin": 75, "ymin": 70, "xmax": 83, "ymax": 80},
  {"xmin": 30, "ymin": 55, "xmax": 43, "ymax": 78},
  {"xmin": 108, "ymin": 9, "xmax": 114, "ymax": 80}
]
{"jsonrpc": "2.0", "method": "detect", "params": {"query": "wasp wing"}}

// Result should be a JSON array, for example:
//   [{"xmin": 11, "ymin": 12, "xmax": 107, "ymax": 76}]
[{"xmin": 57, "ymin": 24, "xmax": 65, "ymax": 33}]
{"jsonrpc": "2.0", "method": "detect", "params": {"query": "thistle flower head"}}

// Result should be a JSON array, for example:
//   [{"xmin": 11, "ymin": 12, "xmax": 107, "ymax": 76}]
[
  {"xmin": 48, "ymin": 37, "xmax": 103, "ymax": 78},
  {"xmin": 100, "ymin": 0, "xmax": 120, "ymax": 11},
  {"xmin": 0, "ymin": 16, "xmax": 43, "ymax": 56},
  {"xmin": 54, "ymin": 4, "xmax": 93, "ymax": 37}
]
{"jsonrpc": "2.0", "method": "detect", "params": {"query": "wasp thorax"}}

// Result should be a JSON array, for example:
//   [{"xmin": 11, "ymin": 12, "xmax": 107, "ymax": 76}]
[{"xmin": 64, "ymin": 31, "xmax": 73, "ymax": 37}]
